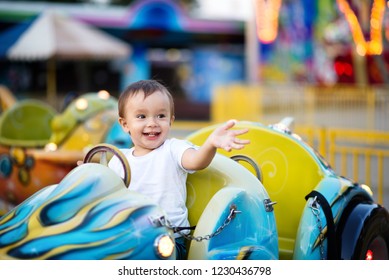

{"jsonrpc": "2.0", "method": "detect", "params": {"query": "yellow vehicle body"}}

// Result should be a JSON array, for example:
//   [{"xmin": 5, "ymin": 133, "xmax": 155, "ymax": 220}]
[{"xmin": 187, "ymin": 121, "xmax": 330, "ymax": 259}]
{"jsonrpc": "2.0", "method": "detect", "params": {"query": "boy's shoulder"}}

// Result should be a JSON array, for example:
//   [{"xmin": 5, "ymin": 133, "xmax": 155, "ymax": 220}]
[
  {"xmin": 118, "ymin": 147, "xmax": 133, "ymax": 154},
  {"xmin": 165, "ymin": 138, "xmax": 195, "ymax": 148}
]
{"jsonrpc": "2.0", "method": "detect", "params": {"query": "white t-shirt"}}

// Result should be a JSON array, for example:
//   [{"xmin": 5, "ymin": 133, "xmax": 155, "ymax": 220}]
[{"xmin": 108, "ymin": 138, "xmax": 195, "ymax": 236}]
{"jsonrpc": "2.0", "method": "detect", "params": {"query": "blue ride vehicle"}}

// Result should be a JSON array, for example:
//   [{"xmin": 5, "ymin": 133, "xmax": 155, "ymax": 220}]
[{"xmin": 0, "ymin": 119, "xmax": 388, "ymax": 260}]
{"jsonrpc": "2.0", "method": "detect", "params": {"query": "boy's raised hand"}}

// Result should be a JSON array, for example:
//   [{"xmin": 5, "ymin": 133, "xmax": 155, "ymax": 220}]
[{"xmin": 210, "ymin": 120, "xmax": 250, "ymax": 152}]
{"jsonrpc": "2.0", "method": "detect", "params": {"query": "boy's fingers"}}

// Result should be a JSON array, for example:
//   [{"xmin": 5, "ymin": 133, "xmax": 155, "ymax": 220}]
[
  {"xmin": 234, "ymin": 138, "xmax": 250, "ymax": 144},
  {"xmin": 222, "ymin": 143, "xmax": 246, "ymax": 152},
  {"xmin": 222, "ymin": 119, "xmax": 238, "ymax": 130},
  {"xmin": 233, "ymin": 128, "xmax": 249, "ymax": 136}
]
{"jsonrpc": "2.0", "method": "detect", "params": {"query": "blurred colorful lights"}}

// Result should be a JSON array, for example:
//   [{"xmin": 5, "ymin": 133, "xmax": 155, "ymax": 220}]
[
  {"xmin": 254, "ymin": 0, "xmax": 282, "ymax": 44},
  {"xmin": 334, "ymin": 61, "xmax": 353, "ymax": 76},
  {"xmin": 337, "ymin": 0, "xmax": 386, "ymax": 56}
]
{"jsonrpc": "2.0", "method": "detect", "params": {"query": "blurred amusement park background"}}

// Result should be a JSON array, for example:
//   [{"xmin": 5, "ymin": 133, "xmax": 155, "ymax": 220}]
[{"xmin": 0, "ymin": 0, "xmax": 389, "ymax": 211}]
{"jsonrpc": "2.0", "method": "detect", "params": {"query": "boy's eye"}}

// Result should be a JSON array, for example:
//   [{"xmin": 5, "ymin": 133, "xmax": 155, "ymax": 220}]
[
  {"xmin": 136, "ymin": 114, "xmax": 146, "ymax": 119},
  {"xmin": 157, "ymin": 114, "xmax": 166, "ymax": 119}
]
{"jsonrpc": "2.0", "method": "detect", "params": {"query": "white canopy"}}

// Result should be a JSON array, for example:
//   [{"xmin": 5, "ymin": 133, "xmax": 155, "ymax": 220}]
[
  {"xmin": 6, "ymin": 10, "xmax": 131, "ymax": 105},
  {"xmin": 8, "ymin": 10, "xmax": 131, "ymax": 60}
]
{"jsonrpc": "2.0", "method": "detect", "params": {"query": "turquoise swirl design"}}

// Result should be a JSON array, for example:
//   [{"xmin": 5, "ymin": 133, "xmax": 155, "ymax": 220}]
[{"xmin": 0, "ymin": 164, "xmax": 174, "ymax": 260}]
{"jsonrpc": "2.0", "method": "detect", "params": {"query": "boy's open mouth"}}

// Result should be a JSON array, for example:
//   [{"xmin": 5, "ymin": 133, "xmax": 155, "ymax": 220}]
[{"xmin": 144, "ymin": 132, "xmax": 161, "ymax": 137}]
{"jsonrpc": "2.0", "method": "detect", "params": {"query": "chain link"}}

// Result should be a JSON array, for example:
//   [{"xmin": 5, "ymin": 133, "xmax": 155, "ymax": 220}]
[
  {"xmin": 309, "ymin": 196, "xmax": 325, "ymax": 260},
  {"xmin": 162, "ymin": 206, "xmax": 241, "ymax": 242}
]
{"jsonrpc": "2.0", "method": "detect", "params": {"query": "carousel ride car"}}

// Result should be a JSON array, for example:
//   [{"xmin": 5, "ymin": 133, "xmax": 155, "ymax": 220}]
[
  {"xmin": 0, "ymin": 91, "xmax": 131, "ymax": 214},
  {"xmin": 0, "ymin": 119, "xmax": 388, "ymax": 260}
]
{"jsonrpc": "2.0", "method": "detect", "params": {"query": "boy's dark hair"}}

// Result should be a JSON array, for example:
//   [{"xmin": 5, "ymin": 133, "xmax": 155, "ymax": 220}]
[{"xmin": 118, "ymin": 80, "xmax": 175, "ymax": 118}]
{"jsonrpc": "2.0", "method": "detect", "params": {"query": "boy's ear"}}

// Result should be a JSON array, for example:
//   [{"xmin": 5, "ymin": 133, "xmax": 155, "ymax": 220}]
[
  {"xmin": 118, "ymin": 117, "xmax": 129, "ymax": 132},
  {"xmin": 170, "ymin": 115, "xmax": 175, "ymax": 125}
]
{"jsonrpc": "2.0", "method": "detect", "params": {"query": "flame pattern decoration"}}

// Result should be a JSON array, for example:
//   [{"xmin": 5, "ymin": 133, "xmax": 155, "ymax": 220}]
[{"xmin": 0, "ymin": 164, "xmax": 173, "ymax": 260}]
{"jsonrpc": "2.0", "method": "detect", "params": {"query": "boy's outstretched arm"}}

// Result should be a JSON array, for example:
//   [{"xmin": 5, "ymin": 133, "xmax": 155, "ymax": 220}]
[{"xmin": 182, "ymin": 120, "xmax": 250, "ymax": 171}]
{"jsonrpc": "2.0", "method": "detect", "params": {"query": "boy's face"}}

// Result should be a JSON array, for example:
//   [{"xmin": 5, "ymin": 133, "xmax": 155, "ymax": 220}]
[{"xmin": 119, "ymin": 90, "xmax": 174, "ymax": 156}]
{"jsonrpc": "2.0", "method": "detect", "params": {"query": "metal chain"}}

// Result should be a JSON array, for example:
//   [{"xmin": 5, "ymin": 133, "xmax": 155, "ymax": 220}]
[
  {"xmin": 161, "ymin": 206, "xmax": 241, "ymax": 242},
  {"xmin": 309, "ymin": 196, "xmax": 325, "ymax": 260}
]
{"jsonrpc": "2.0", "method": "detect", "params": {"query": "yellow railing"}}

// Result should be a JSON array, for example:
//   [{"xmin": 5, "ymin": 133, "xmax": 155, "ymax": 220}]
[
  {"xmin": 296, "ymin": 126, "xmax": 389, "ymax": 207},
  {"xmin": 212, "ymin": 83, "xmax": 389, "ymax": 131}
]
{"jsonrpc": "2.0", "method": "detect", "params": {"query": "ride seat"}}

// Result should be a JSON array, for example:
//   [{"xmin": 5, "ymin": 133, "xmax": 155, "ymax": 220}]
[
  {"xmin": 186, "ymin": 155, "xmax": 235, "ymax": 227},
  {"xmin": 185, "ymin": 153, "xmax": 275, "ymax": 259},
  {"xmin": 0, "ymin": 100, "xmax": 56, "ymax": 147}
]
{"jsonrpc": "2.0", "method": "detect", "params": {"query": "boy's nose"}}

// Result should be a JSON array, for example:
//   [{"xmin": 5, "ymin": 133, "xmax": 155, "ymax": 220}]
[{"xmin": 147, "ymin": 117, "xmax": 157, "ymax": 126}]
